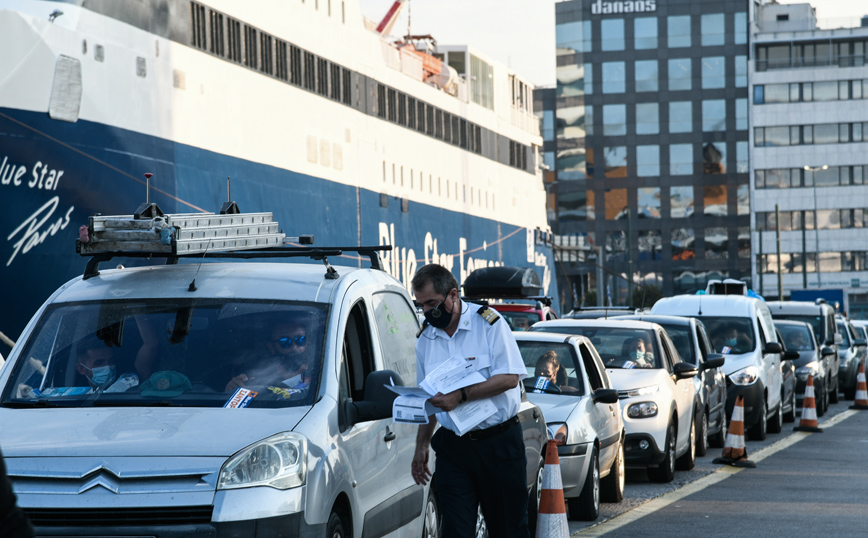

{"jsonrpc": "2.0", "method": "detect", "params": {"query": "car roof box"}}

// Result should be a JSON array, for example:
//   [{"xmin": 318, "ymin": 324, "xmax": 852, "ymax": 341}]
[
  {"xmin": 463, "ymin": 266, "xmax": 542, "ymax": 299},
  {"xmin": 706, "ymin": 279, "xmax": 748, "ymax": 296}
]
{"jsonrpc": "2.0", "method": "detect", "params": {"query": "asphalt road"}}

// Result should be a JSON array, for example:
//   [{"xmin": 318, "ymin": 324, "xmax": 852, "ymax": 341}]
[{"xmin": 568, "ymin": 399, "xmax": 868, "ymax": 536}]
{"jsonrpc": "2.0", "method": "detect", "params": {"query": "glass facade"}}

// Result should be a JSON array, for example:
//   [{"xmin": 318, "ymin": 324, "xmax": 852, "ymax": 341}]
[{"xmin": 554, "ymin": 0, "xmax": 751, "ymax": 301}]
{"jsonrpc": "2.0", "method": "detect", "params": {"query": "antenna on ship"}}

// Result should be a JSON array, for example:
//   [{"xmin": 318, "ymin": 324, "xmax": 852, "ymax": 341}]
[
  {"xmin": 134, "ymin": 172, "xmax": 165, "ymax": 220},
  {"xmin": 219, "ymin": 177, "xmax": 241, "ymax": 215}
]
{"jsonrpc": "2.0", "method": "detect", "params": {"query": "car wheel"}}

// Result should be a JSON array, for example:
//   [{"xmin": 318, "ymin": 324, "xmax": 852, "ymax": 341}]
[
  {"xmin": 326, "ymin": 509, "xmax": 349, "ymax": 538},
  {"xmin": 600, "ymin": 438, "xmax": 624, "ymax": 503},
  {"xmin": 422, "ymin": 488, "xmax": 440, "ymax": 538},
  {"xmin": 829, "ymin": 375, "xmax": 839, "ymax": 403},
  {"xmin": 568, "ymin": 447, "xmax": 599, "ymax": 521},
  {"xmin": 648, "ymin": 420, "xmax": 676, "ymax": 483},
  {"xmin": 747, "ymin": 398, "xmax": 768, "ymax": 441},
  {"xmin": 844, "ymin": 380, "xmax": 857, "ymax": 400},
  {"xmin": 767, "ymin": 400, "xmax": 783, "ymax": 434},
  {"xmin": 783, "ymin": 387, "xmax": 797, "ymax": 422},
  {"xmin": 676, "ymin": 415, "xmax": 696, "ymax": 470},
  {"xmin": 708, "ymin": 409, "xmax": 727, "ymax": 449},
  {"xmin": 695, "ymin": 410, "xmax": 709, "ymax": 457},
  {"xmin": 816, "ymin": 382, "xmax": 827, "ymax": 418},
  {"xmin": 526, "ymin": 460, "xmax": 544, "ymax": 535}
]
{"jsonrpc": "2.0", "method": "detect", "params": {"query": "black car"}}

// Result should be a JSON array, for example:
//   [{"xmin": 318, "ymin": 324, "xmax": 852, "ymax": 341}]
[
  {"xmin": 619, "ymin": 314, "xmax": 727, "ymax": 456},
  {"xmin": 776, "ymin": 320, "xmax": 836, "ymax": 417}
]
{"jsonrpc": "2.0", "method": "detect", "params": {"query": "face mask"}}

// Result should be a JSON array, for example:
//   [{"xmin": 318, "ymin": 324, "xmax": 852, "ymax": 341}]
[
  {"xmin": 86, "ymin": 365, "xmax": 116, "ymax": 387},
  {"xmin": 725, "ymin": 337, "xmax": 738, "ymax": 347},
  {"xmin": 630, "ymin": 350, "xmax": 645, "ymax": 362},
  {"xmin": 424, "ymin": 298, "xmax": 452, "ymax": 329}
]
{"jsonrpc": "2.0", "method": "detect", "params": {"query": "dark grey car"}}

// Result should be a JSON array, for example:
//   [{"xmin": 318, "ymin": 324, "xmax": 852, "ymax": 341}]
[
  {"xmin": 837, "ymin": 319, "xmax": 867, "ymax": 400},
  {"xmin": 777, "ymin": 320, "xmax": 836, "ymax": 417},
  {"xmin": 619, "ymin": 314, "xmax": 727, "ymax": 456}
]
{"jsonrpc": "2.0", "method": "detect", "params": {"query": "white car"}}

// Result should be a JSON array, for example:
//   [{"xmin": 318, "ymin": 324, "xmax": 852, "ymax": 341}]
[
  {"xmin": 514, "ymin": 332, "xmax": 624, "ymax": 521},
  {"xmin": 530, "ymin": 320, "xmax": 697, "ymax": 483}
]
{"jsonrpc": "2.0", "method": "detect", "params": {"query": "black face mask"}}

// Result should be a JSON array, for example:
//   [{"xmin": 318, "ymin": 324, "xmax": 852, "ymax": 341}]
[{"xmin": 424, "ymin": 298, "xmax": 452, "ymax": 329}]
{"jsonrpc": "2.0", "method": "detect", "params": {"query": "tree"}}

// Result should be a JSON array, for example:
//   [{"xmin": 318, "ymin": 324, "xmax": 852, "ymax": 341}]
[{"xmin": 632, "ymin": 285, "xmax": 662, "ymax": 309}]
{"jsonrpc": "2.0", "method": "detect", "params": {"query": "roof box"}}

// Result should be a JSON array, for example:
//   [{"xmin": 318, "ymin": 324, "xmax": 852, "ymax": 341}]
[
  {"xmin": 463, "ymin": 266, "xmax": 542, "ymax": 299},
  {"xmin": 705, "ymin": 279, "xmax": 748, "ymax": 296}
]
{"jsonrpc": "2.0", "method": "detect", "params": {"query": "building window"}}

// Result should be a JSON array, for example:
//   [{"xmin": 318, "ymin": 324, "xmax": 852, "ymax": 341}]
[
  {"xmin": 556, "ymin": 20, "xmax": 592, "ymax": 55},
  {"xmin": 735, "ymin": 99, "xmax": 747, "ymax": 131},
  {"xmin": 668, "ymin": 58, "xmax": 691, "ymax": 91},
  {"xmin": 671, "ymin": 229, "xmax": 695, "ymax": 261},
  {"xmin": 635, "ymin": 60, "xmax": 658, "ymax": 92},
  {"xmin": 636, "ymin": 103, "xmax": 659, "ymax": 135},
  {"xmin": 602, "ymin": 62, "xmax": 625, "ymax": 93},
  {"xmin": 638, "ymin": 187, "xmax": 661, "ymax": 219},
  {"xmin": 704, "ymin": 185, "xmax": 727, "ymax": 216},
  {"xmin": 701, "ymin": 14, "xmax": 725, "ymax": 47},
  {"xmin": 603, "ymin": 104, "xmax": 626, "ymax": 135},
  {"xmin": 670, "ymin": 144, "xmax": 693, "ymax": 175},
  {"xmin": 603, "ymin": 146, "xmax": 628, "ymax": 178},
  {"xmin": 702, "ymin": 142, "xmax": 726, "ymax": 174},
  {"xmin": 734, "ymin": 12, "xmax": 747, "ymax": 45},
  {"xmin": 737, "ymin": 184, "xmax": 750, "ymax": 215},
  {"xmin": 605, "ymin": 189, "xmax": 628, "ymax": 220},
  {"xmin": 736, "ymin": 141, "xmax": 748, "ymax": 173},
  {"xmin": 702, "ymin": 100, "xmax": 726, "ymax": 132},
  {"xmin": 601, "ymin": 19, "xmax": 625, "ymax": 51},
  {"xmin": 735, "ymin": 56, "xmax": 747, "ymax": 88},
  {"xmin": 670, "ymin": 187, "xmax": 694, "ymax": 218},
  {"xmin": 705, "ymin": 227, "xmax": 728, "ymax": 259},
  {"xmin": 634, "ymin": 18, "xmax": 657, "ymax": 50},
  {"xmin": 636, "ymin": 145, "xmax": 660, "ymax": 177},
  {"xmin": 557, "ymin": 105, "xmax": 587, "ymax": 139},
  {"xmin": 667, "ymin": 15, "xmax": 691, "ymax": 48},
  {"xmin": 701, "ymin": 57, "xmax": 725, "ymax": 89},
  {"xmin": 669, "ymin": 102, "xmax": 692, "ymax": 133}
]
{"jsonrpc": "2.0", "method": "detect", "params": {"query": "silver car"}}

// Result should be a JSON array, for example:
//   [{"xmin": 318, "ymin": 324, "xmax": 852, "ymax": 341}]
[{"xmin": 514, "ymin": 332, "xmax": 624, "ymax": 522}]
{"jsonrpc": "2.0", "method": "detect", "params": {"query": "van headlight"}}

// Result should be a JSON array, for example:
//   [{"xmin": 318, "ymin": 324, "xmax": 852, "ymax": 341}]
[
  {"xmin": 218, "ymin": 432, "xmax": 307, "ymax": 490},
  {"xmin": 795, "ymin": 362, "xmax": 818, "ymax": 381},
  {"xmin": 729, "ymin": 366, "xmax": 758, "ymax": 386},
  {"xmin": 627, "ymin": 401, "xmax": 658, "ymax": 418}
]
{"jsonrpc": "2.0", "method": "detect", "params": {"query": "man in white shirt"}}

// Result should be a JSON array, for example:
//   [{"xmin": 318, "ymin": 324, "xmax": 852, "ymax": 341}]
[{"xmin": 410, "ymin": 264, "xmax": 530, "ymax": 538}]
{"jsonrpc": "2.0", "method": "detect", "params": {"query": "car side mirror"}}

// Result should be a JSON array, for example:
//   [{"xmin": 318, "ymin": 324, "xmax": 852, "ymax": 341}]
[
  {"xmin": 592, "ymin": 388, "xmax": 619, "ymax": 404},
  {"xmin": 701, "ymin": 354, "xmax": 725, "ymax": 371},
  {"xmin": 783, "ymin": 350, "xmax": 800, "ymax": 361},
  {"xmin": 763, "ymin": 342, "xmax": 783, "ymax": 354},
  {"xmin": 855, "ymin": 338, "xmax": 867, "ymax": 348},
  {"xmin": 821, "ymin": 346, "xmax": 836, "ymax": 357},
  {"xmin": 346, "ymin": 370, "xmax": 404, "ymax": 425},
  {"xmin": 673, "ymin": 362, "xmax": 698, "ymax": 380}
]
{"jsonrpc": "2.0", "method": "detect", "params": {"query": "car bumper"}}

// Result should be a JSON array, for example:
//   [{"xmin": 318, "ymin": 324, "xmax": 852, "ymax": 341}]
[
  {"xmin": 623, "ymin": 433, "xmax": 664, "ymax": 469},
  {"xmin": 557, "ymin": 444, "xmax": 590, "ymax": 498},
  {"xmin": 725, "ymin": 381, "xmax": 764, "ymax": 429}
]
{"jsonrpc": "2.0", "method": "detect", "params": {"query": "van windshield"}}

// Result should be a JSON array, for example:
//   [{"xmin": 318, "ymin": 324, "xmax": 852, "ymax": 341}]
[
  {"xmin": 2, "ymin": 299, "xmax": 328, "ymax": 409},
  {"xmin": 699, "ymin": 317, "xmax": 755, "ymax": 354}
]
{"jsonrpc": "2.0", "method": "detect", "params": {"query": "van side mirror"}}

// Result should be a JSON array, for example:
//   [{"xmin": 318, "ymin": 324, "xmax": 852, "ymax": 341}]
[
  {"xmin": 345, "ymin": 370, "xmax": 404, "ymax": 425},
  {"xmin": 821, "ymin": 346, "xmax": 836, "ymax": 357},
  {"xmin": 673, "ymin": 362, "xmax": 698, "ymax": 380},
  {"xmin": 592, "ymin": 388, "xmax": 619, "ymax": 404},
  {"xmin": 701, "ymin": 354, "xmax": 725, "ymax": 371},
  {"xmin": 763, "ymin": 342, "xmax": 783, "ymax": 354}
]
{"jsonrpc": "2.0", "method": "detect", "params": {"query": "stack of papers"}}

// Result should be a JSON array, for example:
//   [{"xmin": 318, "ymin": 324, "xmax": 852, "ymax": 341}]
[{"xmin": 386, "ymin": 355, "xmax": 497, "ymax": 435}]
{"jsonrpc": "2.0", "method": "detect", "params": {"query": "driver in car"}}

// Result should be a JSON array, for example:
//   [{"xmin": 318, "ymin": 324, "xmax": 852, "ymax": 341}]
[{"xmin": 225, "ymin": 318, "xmax": 311, "ymax": 395}]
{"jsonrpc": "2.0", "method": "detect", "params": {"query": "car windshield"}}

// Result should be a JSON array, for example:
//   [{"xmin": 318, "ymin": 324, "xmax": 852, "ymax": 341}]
[
  {"xmin": 780, "ymin": 324, "xmax": 815, "ymax": 351},
  {"xmin": 501, "ymin": 311, "xmax": 541, "ymax": 332},
  {"xmin": 516, "ymin": 342, "xmax": 584, "ymax": 395},
  {"xmin": 533, "ymin": 326, "xmax": 660, "ymax": 369},
  {"xmin": 774, "ymin": 315, "xmax": 824, "ymax": 343},
  {"xmin": 659, "ymin": 324, "xmax": 695, "ymax": 364},
  {"xmin": 2, "ymin": 299, "xmax": 328, "ymax": 409},
  {"xmin": 700, "ymin": 317, "xmax": 755, "ymax": 354},
  {"xmin": 837, "ymin": 322, "xmax": 851, "ymax": 348}
]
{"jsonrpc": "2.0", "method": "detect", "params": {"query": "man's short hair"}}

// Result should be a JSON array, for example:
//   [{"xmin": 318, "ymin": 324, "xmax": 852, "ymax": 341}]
[{"xmin": 411, "ymin": 264, "xmax": 459, "ymax": 296}]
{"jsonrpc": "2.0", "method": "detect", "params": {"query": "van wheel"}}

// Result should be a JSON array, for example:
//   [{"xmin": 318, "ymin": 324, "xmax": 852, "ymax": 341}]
[
  {"xmin": 422, "ymin": 488, "xmax": 440, "ymax": 538},
  {"xmin": 648, "ymin": 420, "xmax": 676, "ymax": 483},
  {"xmin": 326, "ymin": 509, "xmax": 349, "ymax": 538},
  {"xmin": 675, "ymin": 417, "xmax": 696, "ymax": 470},
  {"xmin": 600, "ymin": 440, "xmax": 624, "ymax": 503},
  {"xmin": 568, "ymin": 447, "xmax": 599, "ymax": 521},
  {"xmin": 748, "ymin": 399, "xmax": 767, "ymax": 441}
]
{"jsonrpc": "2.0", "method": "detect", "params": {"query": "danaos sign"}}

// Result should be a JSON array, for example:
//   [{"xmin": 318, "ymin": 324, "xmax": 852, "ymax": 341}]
[{"xmin": 591, "ymin": 0, "xmax": 657, "ymax": 14}]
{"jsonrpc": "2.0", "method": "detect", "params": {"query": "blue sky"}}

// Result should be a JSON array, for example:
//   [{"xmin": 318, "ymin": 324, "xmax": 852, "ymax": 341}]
[{"xmin": 357, "ymin": 0, "xmax": 867, "ymax": 87}]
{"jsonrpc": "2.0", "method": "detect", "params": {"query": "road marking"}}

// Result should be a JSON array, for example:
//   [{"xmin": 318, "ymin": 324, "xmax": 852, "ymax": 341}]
[{"xmin": 574, "ymin": 409, "xmax": 859, "ymax": 536}]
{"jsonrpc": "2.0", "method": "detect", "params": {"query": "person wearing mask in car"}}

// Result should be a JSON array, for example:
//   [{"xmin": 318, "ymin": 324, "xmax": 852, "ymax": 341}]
[
  {"xmin": 75, "ymin": 333, "xmax": 139, "ymax": 393},
  {"xmin": 534, "ymin": 351, "xmax": 577, "ymax": 393},
  {"xmin": 622, "ymin": 336, "xmax": 654, "ymax": 368},
  {"xmin": 225, "ymin": 318, "xmax": 311, "ymax": 393},
  {"xmin": 0, "ymin": 445, "xmax": 35, "ymax": 538},
  {"xmin": 713, "ymin": 324, "xmax": 750, "ymax": 354},
  {"xmin": 410, "ymin": 264, "xmax": 530, "ymax": 538}
]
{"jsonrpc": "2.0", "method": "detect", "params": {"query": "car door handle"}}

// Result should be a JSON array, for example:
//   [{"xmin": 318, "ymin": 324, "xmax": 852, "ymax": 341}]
[{"xmin": 384, "ymin": 430, "xmax": 396, "ymax": 442}]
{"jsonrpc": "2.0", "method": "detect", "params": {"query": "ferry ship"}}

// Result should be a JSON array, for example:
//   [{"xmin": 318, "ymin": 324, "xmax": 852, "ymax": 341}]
[{"xmin": 0, "ymin": 0, "xmax": 554, "ymax": 343}]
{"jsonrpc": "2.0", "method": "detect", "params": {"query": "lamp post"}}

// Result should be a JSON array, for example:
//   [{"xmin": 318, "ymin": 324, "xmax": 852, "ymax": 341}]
[{"xmin": 804, "ymin": 165, "xmax": 828, "ymax": 288}]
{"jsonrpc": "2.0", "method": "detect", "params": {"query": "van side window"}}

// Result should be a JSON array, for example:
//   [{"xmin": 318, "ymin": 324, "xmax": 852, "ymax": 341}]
[
  {"xmin": 579, "ymin": 343, "xmax": 604, "ymax": 391},
  {"xmin": 343, "ymin": 301, "xmax": 375, "ymax": 402},
  {"xmin": 372, "ymin": 292, "xmax": 418, "ymax": 385}
]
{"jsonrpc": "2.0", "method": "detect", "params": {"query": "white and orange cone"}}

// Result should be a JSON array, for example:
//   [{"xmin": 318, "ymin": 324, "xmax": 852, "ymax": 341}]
[
  {"xmin": 849, "ymin": 362, "xmax": 868, "ymax": 410},
  {"xmin": 712, "ymin": 395, "xmax": 756, "ymax": 468},
  {"xmin": 536, "ymin": 439, "xmax": 569, "ymax": 538},
  {"xmin": 794, "ymin": 375, "xmax": 824, "ymax": 432}
]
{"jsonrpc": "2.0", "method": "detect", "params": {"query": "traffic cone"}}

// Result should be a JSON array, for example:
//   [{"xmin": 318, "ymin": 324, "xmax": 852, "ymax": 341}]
[
  {"xmin": 712, "ymin": 395, "xmax": 756, "ymax": 468},
  {"xmin": 849, "ymin": 362, "xmax": 868, "ymax": 410},
  {"xmin": 794, "ymin": 375, "xmax": 823, "ymax": 432},
  {"xmin": 536, "ymin": 439, "xmax": 569, "ymax": 538}
]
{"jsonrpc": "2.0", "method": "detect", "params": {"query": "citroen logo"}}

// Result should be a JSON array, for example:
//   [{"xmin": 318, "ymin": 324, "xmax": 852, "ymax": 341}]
[{"xmin": 77, "ymin": 464, "xmax": 123, "ymax": 494}]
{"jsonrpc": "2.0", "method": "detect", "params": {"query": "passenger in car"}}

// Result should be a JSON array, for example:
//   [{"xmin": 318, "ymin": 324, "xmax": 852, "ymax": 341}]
[
  {"xmin": 712, "ymin": 324, "xmax": 751, "ymax": 354},
  {"xmin": 225, "ymin": 317, "xmax": 312, "ymax": 393},
  {"xmin": 622, "ymin": 337, "xmax": 653, "ymax": 368},
  {"xmin": 785, "ymin": 330, "xmax": 810, "ymax": 351}
]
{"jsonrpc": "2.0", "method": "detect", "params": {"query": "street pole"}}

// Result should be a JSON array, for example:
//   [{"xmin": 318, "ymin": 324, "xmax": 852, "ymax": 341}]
[
  {"xmin": 758, "ymin": 229, "xmax": 763, "ymax": 296},
  {"xmin": 596, "ymin": 246, "xmax": 604, "ymax": 307},
  {"xmin": 627, "ymin": 210, "xmax": 633, "ymax": 308},
  {"xmin": 813, "ymin": 181, "xmax": 821, "ymax": 289},
  {"xmin": 776, "ymin": 204, "xmax": 783, "ymax": 300},
  {"xmin": 802, "ymin": 214, "xmax": 807, "ymax": 288}
]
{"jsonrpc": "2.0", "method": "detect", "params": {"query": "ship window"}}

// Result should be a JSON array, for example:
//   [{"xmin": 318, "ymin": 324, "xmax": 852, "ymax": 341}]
[
  {"xmin": 330, "ymin": 63, "xmax": 341, "ymax": 99},
  {"xmin": 387, "ymin": 88, "xmax": 396, "ymax": 122},
  {"xmin": 342, "ymin": 68, "xmax": 351, "ymax": 104},
  {"xmin": 377, "ymin": 85, "xmax": 386, "ymax": 118},
  {"xmin": 452, "ymin": 116, "xmax": 460, "ymax": 146},
  {"xmin": 398, "ymin": 94, "xmax": 407, "ymax": 126},
  {"xmin": 417, "ymin": 101, "xmax": 426, "ymax": 133},
  {"xmin": 303, "ymin": 52, "xmax": 316, "ymax": 91},
  {"xmin": 435, "ymin": 110, "xmax": 443, "ymax": 139},
  {"xmin": 276, "ymin": 41, "xmax": 288, "ymax": 81},
  {"xmin": 407, "ymin": 97, "xmax": 416, "ymax": 129},
  {"xmin": 426, "ymin": 106, "xmax": 434, "ymax": 136},
  {"xmin": 317, "ymin": 58, "xmax": 328, "ymax": 95},
  {"xmin": 136, "ymin": 57, "xmax": 147, "ymax": 78},
  {"xmin": 244, "ymin": 26, "xmax": 257, "ymax": 68},
  {"xmin": 227, "ymin": 18, "xmax": 242, "ymax": 63},
  {"xmin": 191, "ymin": 2, "xmax": 207, "ymax": 50},
  {"xmin": 259, "ymin": 34, "xmax": 273, "ymax": 75},
  {"xmin": 94, "ymin": 45, "xmax": 104, "ymax": 62},
  {"xmin": 209, "ymin": 11, "xmax": 224, "ymax": 56},
  {"xmin": 443, "ymin": 113, "xmax": 452, "ymax": 143},
  {"xmin": 290, "ymin": 46, "xmax": 302, "ymax": 85},
  {"xmin": 460, "ymin": 119, "xmax": 467, "ymax": 148}
]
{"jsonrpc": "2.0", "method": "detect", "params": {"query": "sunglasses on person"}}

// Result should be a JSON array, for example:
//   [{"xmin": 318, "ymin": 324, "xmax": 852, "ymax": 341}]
[{"xmin": 273, "ymin": 335, "xmax": 307, "ymax": 348}]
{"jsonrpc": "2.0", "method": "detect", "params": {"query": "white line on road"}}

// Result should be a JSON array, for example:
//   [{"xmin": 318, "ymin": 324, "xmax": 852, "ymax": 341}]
[{"xmin": 574, "ymin": 409, "xmax": 859, "ymax": 536}]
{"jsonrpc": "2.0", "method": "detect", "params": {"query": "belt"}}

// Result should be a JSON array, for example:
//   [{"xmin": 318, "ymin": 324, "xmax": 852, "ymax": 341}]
[{"xmin": 456, "ymin": 415, "xmax": 519, "ymax": 441}]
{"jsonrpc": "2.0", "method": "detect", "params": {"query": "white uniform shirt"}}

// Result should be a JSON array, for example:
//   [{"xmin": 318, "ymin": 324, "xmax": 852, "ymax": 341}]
[{"xmin": 416, "ymin": 301, "xmax": 527, "ymax": 433}]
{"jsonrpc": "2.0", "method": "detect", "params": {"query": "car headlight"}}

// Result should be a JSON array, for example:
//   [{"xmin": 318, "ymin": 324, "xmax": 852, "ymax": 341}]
[
  {"xmin": 795, "ymin": 362, "xmax": 818, "ymax": 380},
  {"xmin": 627, "ymin": 401, "xmax": 658, "ymax": 418},
  {"xmin": 547, "ymin": 423, "xmax": 568, "ymax": 445},
  {"xmin": 729, "ymin": 366, "xmax": 758, "ymax": 386},
  {"xmin": 218, "ymin": 432, "xmax": 307, "ymax": 490},
  {"xmin": 623, "ymin": 385, "xmax": 659, "ymax": 397}
]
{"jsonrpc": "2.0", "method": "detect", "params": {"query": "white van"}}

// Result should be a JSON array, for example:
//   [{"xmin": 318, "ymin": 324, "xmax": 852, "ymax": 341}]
[{"xmin": 650, "ymin": 295, "xmax": 785, "ymax": 441}]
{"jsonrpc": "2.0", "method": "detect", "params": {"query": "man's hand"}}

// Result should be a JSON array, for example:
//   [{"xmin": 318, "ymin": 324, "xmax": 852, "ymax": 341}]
[
  {"xmin": 225, "ymin": 374, "xmax": 250, "ymax": 392},
  {"xmin": 428, "ymin": 390, "xmax": 462, "ymax": 412},
  {"xmin": 412, "ymin": 446, "xmax": 432, "ymax": 486}
]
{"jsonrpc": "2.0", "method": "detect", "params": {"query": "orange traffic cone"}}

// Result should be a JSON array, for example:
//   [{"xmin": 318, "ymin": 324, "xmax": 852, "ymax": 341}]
[
  {"xmin": 794, "ymin": 374, "xmax": 823, "ymax": 432},
  {"xmin": 712, "ymin": 395, "xmax": 756, "ymax": 468},
  {"xmin": 536, "ymin": 439, "xmax": 569, "ymax": 538},
  {"xmin": 849, "ymin": 362, "xmax": 868, "ymax": 410}
]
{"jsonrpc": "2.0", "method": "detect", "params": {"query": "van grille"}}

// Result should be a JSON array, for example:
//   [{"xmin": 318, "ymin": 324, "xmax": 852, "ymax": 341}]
[{"xmin": 24, "ymin": 506, "xmax": 213, "ymax": 527}]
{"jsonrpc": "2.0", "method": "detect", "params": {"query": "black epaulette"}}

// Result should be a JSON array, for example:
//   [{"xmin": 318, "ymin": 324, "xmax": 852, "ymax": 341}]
[
  {"xmin": 477, "ymin": 306, "xmax": 500, "ymax": 325},
  {"xmin": 416, "ymin": 319, "xmax": 430, "ymax": 338}
]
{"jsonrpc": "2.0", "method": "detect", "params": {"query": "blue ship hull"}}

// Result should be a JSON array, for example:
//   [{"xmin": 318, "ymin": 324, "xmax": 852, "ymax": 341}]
[{"xmin": 0, "ymin": 108, "xmax": 557, "ymax": 344}]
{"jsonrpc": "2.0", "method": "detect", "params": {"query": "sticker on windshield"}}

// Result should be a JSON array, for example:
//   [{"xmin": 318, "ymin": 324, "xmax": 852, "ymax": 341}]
[
  {"xmin": 622, "ymin": 361, "xmax": 637, "ymax": 369},
  {"xmin": 532, "ymin": 377, "xmax": 551, "ymax": 393},
  {"xmin": 224, "ymin": 388, "xmax": 258, "ymax": 408},
  {"xmin": 722, "ymin": 346, "xmax": 732, "ymax": 354}
]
